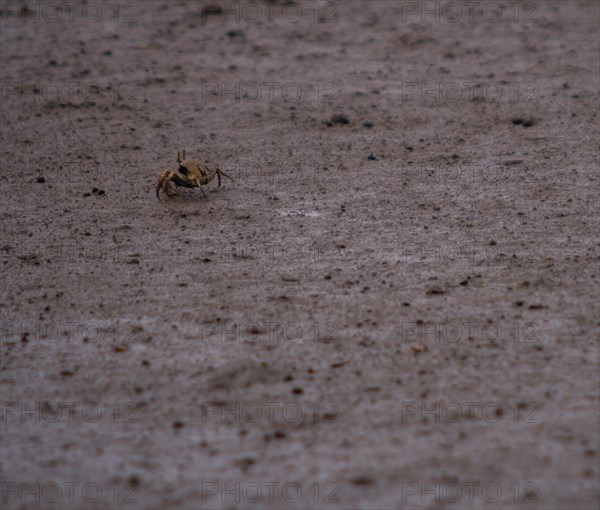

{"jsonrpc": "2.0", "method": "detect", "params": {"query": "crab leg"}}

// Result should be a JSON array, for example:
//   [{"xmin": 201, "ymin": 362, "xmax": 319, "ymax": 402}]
[
  {"xmin": 195, "ymin": 178, "xmax": 209, "ymax": 199},
  {"xmin": 216, "ymin": 169, "xmax": 234, "ymax": 188}
]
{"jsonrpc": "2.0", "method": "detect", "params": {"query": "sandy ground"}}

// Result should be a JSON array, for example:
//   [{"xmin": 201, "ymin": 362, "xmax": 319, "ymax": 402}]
[{"xmin": 1, "ymin": 0, "xmax": 599, "ymax": 509}]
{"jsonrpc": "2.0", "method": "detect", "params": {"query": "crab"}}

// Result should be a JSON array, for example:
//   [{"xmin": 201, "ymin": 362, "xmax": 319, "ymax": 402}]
[{"xmin": 156, "ymin": 150, "xmax": 233, "ymax": 199}]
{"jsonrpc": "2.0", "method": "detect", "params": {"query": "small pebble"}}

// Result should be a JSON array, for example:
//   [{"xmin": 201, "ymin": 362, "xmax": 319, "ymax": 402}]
[
  {"xmin": 426, "ymin": 286, "xmax": 445, "ymax": 295},
  {"xmin": 330, "ymin": 114, "xmax": 350, "ymax": 125}
]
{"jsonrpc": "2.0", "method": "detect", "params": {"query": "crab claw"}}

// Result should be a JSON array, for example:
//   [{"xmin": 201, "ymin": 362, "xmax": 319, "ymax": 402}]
[
  {"xmin": 156, "ymin": 169, "xmax": 172, "ymax": 199},
  {"xmin": 156, "ymin": 173, "xmax": 164, "ymax": 198}
]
